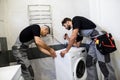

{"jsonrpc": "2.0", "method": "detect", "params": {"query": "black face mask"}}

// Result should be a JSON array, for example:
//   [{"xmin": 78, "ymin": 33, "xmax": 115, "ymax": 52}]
[{"xmin": 67, "ymin": 26, "xmax": 71, "ymax": 30}]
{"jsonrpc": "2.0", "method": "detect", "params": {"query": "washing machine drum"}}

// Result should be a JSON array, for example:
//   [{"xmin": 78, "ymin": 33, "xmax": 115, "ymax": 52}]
[{"xmin": 74, "ymin": 58, "xmax": 86, "ymax": 79}]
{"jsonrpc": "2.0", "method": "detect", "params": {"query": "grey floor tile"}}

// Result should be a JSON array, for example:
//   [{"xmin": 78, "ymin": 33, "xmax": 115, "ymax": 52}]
[{"xmin": 31, "ymin": 57, "xmax": 56, "ymax": 80}]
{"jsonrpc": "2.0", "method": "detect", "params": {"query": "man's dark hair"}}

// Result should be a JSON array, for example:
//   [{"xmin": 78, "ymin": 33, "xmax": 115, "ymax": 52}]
[
  {"xmin": 61, "ymin": 17, "xmax": 72, "ymax": 26},
  {"xmin": 44, "ymin": 25, "xmax": 50, "ymax": 34}
]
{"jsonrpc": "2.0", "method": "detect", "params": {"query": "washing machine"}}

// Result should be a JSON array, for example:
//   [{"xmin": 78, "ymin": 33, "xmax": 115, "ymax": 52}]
[{"xmin": 55, "ymin": 47, "xmax": 87, "ymax": 80}]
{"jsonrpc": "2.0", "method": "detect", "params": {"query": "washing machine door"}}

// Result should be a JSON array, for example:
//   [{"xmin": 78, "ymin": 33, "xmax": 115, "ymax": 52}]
[{"xmin": 73, "ymin": 57, "xmax": 86, "ymax": 80}]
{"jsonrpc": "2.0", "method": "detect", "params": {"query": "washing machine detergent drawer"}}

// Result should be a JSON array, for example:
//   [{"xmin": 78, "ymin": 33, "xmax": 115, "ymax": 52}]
[{"xmin": 55, "ymin": 47, "xmax": 87, "ymax": 80}]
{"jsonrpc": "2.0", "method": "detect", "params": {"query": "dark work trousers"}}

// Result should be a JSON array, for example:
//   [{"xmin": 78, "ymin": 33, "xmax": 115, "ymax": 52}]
[
  {"xmin": 12, "ymin": 38, "xmax": 34, "ymax": 80},
  {"xmin": 80, "ymin": 29, "xmax": 116, "ymax": 80}
]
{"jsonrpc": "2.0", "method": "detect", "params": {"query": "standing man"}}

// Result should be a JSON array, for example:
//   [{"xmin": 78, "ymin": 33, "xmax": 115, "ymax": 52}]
[
  {"xmin": 61, "ymin": 16, "xmax": 116, "ymax": 80},
  {"xmin": 12, "ymin": 24, "xmax": 56, "ymax": 80}
]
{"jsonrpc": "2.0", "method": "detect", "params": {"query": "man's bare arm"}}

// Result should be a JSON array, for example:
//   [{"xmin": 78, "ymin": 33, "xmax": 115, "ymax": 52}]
[{"xmin": 66, "ymin": 29, "xmax": 79, "ymax": 51}]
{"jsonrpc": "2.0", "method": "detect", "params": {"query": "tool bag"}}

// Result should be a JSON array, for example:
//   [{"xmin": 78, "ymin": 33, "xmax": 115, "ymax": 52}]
[{"xmin": 94, "ymin": 33, "xmax": 117, "ymax": 55}]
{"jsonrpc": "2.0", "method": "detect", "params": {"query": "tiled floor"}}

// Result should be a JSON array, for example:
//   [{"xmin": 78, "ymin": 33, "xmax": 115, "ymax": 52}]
[
  {"xmin": 10, "ymin": 57, "xmax": 56, "ymax": 80},
  {"xmin": 31, "ymin": 57, "xmax": 56, "ymax": 80}
]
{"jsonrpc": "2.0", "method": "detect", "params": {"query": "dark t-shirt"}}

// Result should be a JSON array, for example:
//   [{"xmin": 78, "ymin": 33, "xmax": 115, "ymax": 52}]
[
  {"xmin": 76, "ymin": 34, "xmax": 83, "ymax": 42},
  {"xmin": 19, "ymin": 24, "xmax": 40, "ymax": 43},
  {"xmin": 72, "ymin": 16, "xmax": 96, "ymax": 30}
]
